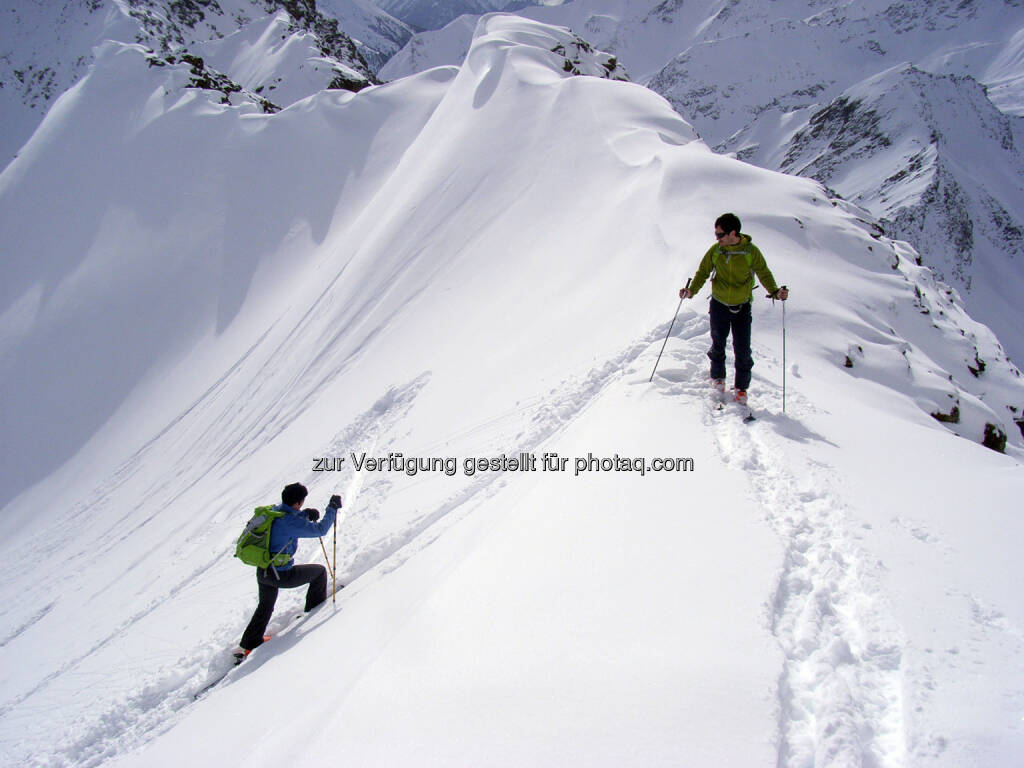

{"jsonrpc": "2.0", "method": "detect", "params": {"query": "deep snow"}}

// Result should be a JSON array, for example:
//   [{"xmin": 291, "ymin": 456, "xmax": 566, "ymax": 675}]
[{"xmin": 1, "ymin": 12, "xmax": 1023, "ymax": 768}]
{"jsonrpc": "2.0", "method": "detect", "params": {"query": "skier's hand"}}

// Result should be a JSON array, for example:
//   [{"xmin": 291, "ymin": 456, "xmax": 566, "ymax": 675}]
[
  {"xmin": 329, "ymin": 494, "xmax": 343, "ymax": 510},
  {"xmin": 776, "ymin": 286, "xmax": 789, "ymax": 301},
  {"xmin": 303, "ymin": 508, "xmax": 321, "ymax": 522},
  {"xmin": 679, "ymin": 287, "xmax": 693, "ymax": 299}
]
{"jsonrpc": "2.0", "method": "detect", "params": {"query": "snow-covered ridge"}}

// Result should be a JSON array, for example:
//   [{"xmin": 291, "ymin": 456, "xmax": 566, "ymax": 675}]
[
  {"xmin": 0, "ymin": 0, "xmax": 412, "ymax": 165},
  {"xmin": 381, "ymin": 10, "xmax": 629, "ymax": 81},
  {"xmin": 1, "ymin": 13, "xmax": 1023, "ymax": 768},
  {"xmin": 383, "ymin": 2, "xmax": 1024, "ymax": 365}
]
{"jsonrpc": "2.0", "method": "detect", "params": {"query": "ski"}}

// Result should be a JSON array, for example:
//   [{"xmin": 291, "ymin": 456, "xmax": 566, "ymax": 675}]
[
  {"xmin": 193, "ymin": 595, "xmax": 344, "ymax": 701},
  {"xmin": 194, "ymin": 656, "xmax": 240, "ymax": 700},
  {"xmin": 711, "ymin": 390, "xmax": 756, "ymax": 422},
  {"xmin": 711, "ymin": 382, "xmax": 727, "ymax": 413},
  {"xmin": 717, "ymin": 404, "xmax": 756, "ymax": 422},
  {"xmin": 193, "ymin": 626, "xmax": 284, "ymax": 700},
  {"xmin": 192, "ymin": 617, "xmax": 295, "ymax": 701}
]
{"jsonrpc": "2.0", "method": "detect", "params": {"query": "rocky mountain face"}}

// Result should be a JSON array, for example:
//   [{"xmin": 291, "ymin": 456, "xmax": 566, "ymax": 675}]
[
  {"xmin": 724, "ymin": 64, "xmax": 1024, "ymax": 364},
  {"xmin": 643, "ymin": 0, "xmax": 1024, "ymax": 361},
  {"xmin": 315, "ymin": 0, "xmax": 414, "ymax": 70},
  {"xmin": 0, "ymin": 0, "xmax": 412, "ymax": 164}
]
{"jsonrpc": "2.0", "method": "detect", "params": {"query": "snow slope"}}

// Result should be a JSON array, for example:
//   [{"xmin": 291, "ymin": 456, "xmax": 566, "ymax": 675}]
[
  {"xmin": 316, "ymin": 0, "xmax": 414, "ymax": 71},
  {"xmin": 1, "ymin": 13, "xmax": 1023, "ymax": 768},
  {"xmin": 0, "ymin": 1, "xmax": 133, "ymax": 169},
  {"xmin": 0, "ymin": 0, "xmax": 403, "ymax": 166},
  {"xmin": 380, "ymin": 1, "xmax": 1024, "ymax": 364},
  {"xmin": 643, "ymin": 0, "xmax": 1024, "ymax": 365}
]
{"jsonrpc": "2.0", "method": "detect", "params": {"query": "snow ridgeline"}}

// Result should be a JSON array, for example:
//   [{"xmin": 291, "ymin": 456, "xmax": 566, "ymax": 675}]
[
  {"xmin": 384, "ymin": 0, "xmax": 1024, "ymax": 366},
  {"xmin": 0, "ymin": 0, "xmax": 415, "ymax": 165},
  {"xmin": 0, "ymin": 13, "xmax": 1022, "ymax": 768}
]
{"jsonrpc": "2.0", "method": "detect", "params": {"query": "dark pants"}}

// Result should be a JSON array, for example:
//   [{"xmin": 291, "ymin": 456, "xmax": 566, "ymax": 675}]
[
  {"xmin": 240, "ymin": 564, "xmax": 328, "ymax": 650},
  {"xmin": 708, "ymin": 298, "xmax": 753, "ymax": 391}
]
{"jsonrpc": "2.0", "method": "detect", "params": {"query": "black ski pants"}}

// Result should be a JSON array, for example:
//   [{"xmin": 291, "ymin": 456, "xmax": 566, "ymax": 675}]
[
  {"xmin": 240, "ymin": 564, "xmax": 327, "ymax": 650},
  {"xmin": 708, "ymin": 297, "xmax": 753, "ymax": 391}
]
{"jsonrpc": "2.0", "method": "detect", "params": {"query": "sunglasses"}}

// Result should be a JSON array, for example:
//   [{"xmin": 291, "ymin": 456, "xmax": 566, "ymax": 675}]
[{"xmin": 714, "ymin": 230, "xmax": 727, "ymax": 239}]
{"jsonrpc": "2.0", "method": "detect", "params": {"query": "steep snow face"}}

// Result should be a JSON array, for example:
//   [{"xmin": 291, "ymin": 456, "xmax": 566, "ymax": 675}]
[
  {"xmin": 979, "ymin": 23, "xmax": 1024, "ymax": 115},
  {"xmin": 0, "ymin": 0, "xmax": 392, "ymax": 166},
  {"xmin": 191, "ymin": 10, "xmax": 369, "ymax": 107},
  {"xmin": 2, "ymin": 13, "xmax": 1024, "ymax": 768},
  {"xmin": 316, "ymin": 0, "xmax": 414, "ymax": 71},
  {"xmin": 378, "ymin": 12, "xmax": 480, "ymax": 79},
  {"xmin": 0, "ymin": 1, "xmax": 133, "ymax": 168}
]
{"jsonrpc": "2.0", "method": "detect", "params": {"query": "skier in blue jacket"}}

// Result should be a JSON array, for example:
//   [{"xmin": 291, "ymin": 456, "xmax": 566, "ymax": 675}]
[{"xmin": 235, "ymin": 482, "xmax": 341, "ymax": 661}]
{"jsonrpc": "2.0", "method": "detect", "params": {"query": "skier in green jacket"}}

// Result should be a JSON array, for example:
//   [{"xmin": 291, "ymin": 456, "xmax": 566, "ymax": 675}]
[{"xmin": 680, "ymin": 213, "xmax": 788, "ymax": 405}]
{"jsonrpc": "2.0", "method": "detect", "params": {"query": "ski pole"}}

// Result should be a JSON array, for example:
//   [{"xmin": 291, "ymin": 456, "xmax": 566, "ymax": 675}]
[
  {"xmin": 332, "ymin": 510, "xmax": 337, "ymax": 604},
  {"xmin": 768, "ymin": 286, "xmax": 789, "ymax": 412},
  {"xmin": 650, "ymin": 278, "xmax": 690, "ymax": 382},
  {"xmin": 781, "ymin": 286, "xmax": 787, "ymax": 413},
  {"xmin": 318, "ymin": 537, "xmax": 335, "ymax": 581}
]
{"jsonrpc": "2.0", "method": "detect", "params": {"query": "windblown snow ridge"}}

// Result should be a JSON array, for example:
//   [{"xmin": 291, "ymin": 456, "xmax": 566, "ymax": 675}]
[{"xmin": 1, "ymin": 11, "xmax": 1023, "ymax": 768}]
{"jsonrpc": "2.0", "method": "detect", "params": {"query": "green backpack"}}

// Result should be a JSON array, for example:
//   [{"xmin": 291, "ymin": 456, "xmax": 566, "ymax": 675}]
[{"xmin": 234, "ymin": 506, "xmax": 291, "ymax": 568}]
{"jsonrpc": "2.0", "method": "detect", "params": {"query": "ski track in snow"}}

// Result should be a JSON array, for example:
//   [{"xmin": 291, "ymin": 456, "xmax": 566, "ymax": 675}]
[
  {"xmin": 8, "ymin": 309, "xmax": 918, "ymax": 768},
  {"xmin": 8, "ymin": 327, "xmax": 672, "ymax": 768},
  {"xmin": 651, "ymin": 312, "xmax": 907, "ymax": 768}
]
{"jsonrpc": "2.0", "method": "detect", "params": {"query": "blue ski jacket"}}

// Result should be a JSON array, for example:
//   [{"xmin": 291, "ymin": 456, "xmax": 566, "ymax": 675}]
[{"xmin": 267, "ymin": 503, "xmax": 338, "ymax": 571}]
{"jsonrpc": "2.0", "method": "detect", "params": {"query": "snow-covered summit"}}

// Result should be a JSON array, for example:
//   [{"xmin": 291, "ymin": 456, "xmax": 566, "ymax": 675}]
[{"xmin": 1, "ymin": 12, "xmax": 1023, "ymax": 768}]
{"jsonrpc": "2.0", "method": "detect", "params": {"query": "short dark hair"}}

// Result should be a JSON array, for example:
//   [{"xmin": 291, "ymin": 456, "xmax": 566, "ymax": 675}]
[
  {"xmin": 715, "ymin": 213, "xmax": 741, "ymax": 236},
  {"xmin": 281, "ymin": 482, "xmax": 308, "ymax": 507}
]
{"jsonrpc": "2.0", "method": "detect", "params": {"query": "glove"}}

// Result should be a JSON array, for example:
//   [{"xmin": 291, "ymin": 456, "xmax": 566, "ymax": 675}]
[
  {"xmin": 303, "ymin": 508, "xmax": 320, "ymax": 522},
  {"xmin": 329, "ymin": 494, "xmax": 342, "ymax": 510}
]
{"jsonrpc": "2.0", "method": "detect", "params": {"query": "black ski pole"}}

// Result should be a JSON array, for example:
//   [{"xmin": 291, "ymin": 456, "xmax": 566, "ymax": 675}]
[
  {"xmin": 650, "ymin": 278, "xmax": 690, "ymax": 382},
  {"xmin": 782, "ymin": 287, "xmax": 787, "ymax": 413}
]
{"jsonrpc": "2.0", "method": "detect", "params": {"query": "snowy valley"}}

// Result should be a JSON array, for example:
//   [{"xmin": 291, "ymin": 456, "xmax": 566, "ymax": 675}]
[{"xmin": 1, "ymin": 3, "xmax": 1023, "ymax": 768}]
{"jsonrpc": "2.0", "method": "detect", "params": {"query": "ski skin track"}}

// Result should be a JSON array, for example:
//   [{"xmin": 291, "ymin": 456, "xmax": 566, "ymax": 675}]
[
  {"xmin": 186, "ymin": 311, "xmax": 901, "ymax": 767},
  {"xmin": 13, "ymin": 299, "xmax": 994, "ymax": 767},
  {"xmin": 651, "ymin": 311, "xmax": 906, "ymax": 768},
  {"xmin": 32, "ymin": 325, "xmax": 670, "ymax": 766}
]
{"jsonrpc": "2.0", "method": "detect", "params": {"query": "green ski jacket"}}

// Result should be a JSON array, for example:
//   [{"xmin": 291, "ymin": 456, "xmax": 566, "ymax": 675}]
[{"xmin": 688, "ymin": 234, "xmax": 779, "ymax": 306}]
